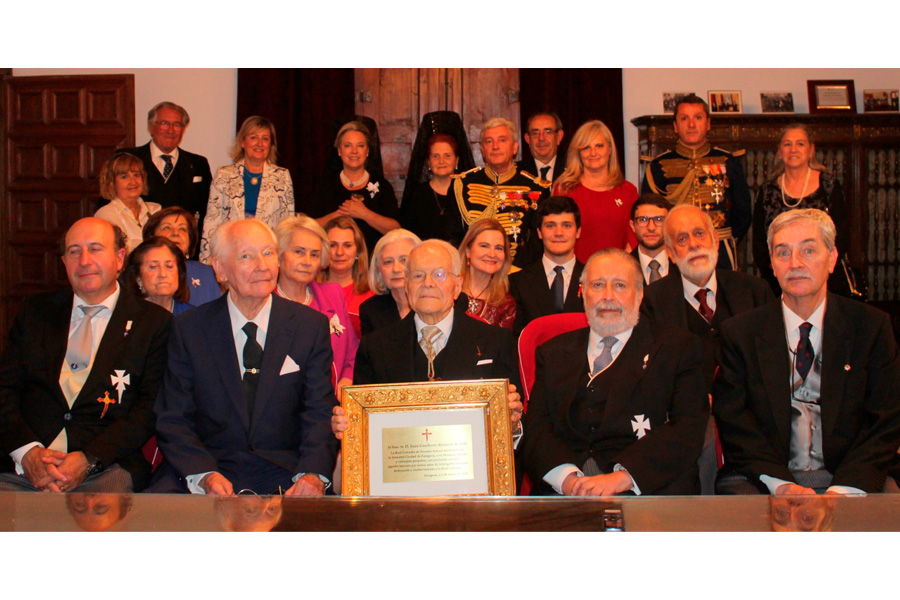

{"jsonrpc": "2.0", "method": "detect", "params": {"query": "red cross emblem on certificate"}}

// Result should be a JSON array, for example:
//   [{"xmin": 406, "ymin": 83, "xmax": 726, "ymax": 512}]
[{"xmin": 421, "ymin": 429, "xmax": 433, "ymax": 442}]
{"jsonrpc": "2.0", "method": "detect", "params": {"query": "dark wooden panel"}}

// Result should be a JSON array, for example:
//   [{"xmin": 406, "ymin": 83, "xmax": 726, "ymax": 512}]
[{"xmin": 1, "ymin": 74, "xmax": 135, "ymax": 347}]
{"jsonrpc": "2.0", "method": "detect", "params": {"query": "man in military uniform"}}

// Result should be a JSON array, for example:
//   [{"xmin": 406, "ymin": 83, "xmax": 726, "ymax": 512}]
[
  {"xmin": 641, "ymin": 94, "xmax": 751, "ymax": 270},
  {"xmin": 454, "ymin": 117, "xmax": 551, "ymax": 268}
]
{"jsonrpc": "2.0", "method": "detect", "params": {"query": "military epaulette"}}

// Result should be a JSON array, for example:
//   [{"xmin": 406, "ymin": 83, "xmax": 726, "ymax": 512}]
[
  {"xmin": 712, "ymin": 147, "xmax": 746, "ymax": 157},
  {"xmin": 519, "ymin": 169, "xmax": 551, "ymax": 187},
  {"xmin": 640, "ymin": 154, "xmax": 655, "ymax": 162},
  {"xmin": 453, "ymin": 166, "xmax": 483, "ymax": 178}
]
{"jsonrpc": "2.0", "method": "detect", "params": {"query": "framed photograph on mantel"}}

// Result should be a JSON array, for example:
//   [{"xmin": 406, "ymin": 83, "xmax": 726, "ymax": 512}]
[
  {"xmin": 341, "ymin": 379, "xmax": 516, "ymax": 497},
  {"xmin": 808, "ymin": 80, "xmax": 857, "ymax": 113},
  {"xmin": 761, "ymin": 91, "xmax": 795, "ymax": 114},
  {"xmin": 708, "ymin": 90, "xmax": 742, "ymax": 114},
  {"xmin": 863, "ymin": 89, "xmax": 899, "ymax": 113}
]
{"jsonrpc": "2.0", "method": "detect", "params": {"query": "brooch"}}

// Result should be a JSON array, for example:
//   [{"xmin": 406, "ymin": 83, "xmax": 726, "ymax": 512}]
[
  {"xmin": 329, "ymin": 314, "xmax": 346, "ymax": 337},
  {"xmin": 631, "ymin": 414, "xmax": 651, "ymax": 439},
  {"xmin": 97, "ymin": 391, "xmax": 116, "ymax": 418},
  {"xmin": 366, "ymin": 181, "xmax": 380, "ymax": 198}
]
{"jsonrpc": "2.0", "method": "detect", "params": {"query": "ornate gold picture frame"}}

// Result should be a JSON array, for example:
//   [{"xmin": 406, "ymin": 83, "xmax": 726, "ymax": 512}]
[{"xmin": 341, "ymin": 379, "xmax": 515, "ymax": 496}]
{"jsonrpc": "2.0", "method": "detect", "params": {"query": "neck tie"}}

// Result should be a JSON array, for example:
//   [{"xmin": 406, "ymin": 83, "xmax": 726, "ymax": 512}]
[
  {"xmin": 419, "ymin": 325, "xmax": 443, "ymax": 381},
  {"xmin": 551, "ymin": 265, "xmax": 565, "ymax": 312},
  {"xmin": 648, "ymin": 259, "xmax": 662, "ymax": 284},
  {"xmin": 161, "ymin": 154, "xmax": 174, "ymax": 180},
  {"xmin": 694, "ymin": 288, "xmax": 714, "ymax": 324},
  {"xmin": 795, "ymin": 322, "xmax": 815, "ymax": 381},
  {"xmin": 242, "ymin": 322, "xmax": 263, "ymax": 417},
  {"xmin": 540, "ymin": 165, "xmax": 551, "ymax": 180},
  {"xmin": 66, "ymin": 305, "xmax": 104, "ymax": 372},
  {"xmin": 592, "ymin": 336, "xmax": 618, "ymax": 376}
]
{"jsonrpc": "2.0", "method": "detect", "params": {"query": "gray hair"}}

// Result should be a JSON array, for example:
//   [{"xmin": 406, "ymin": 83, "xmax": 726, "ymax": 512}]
[
  {"xmin": 767, "ymin": 208, "xmax": 836, "ymax": 254},
  {"xmin": 408, "ymin": 239, "xmax": 463, "ymax": 278},
  {"xmin": 580, "ymin": 247, "xmax": 644, "ymax": 292},
  {"xmin": 368, "ymin": 228, "xmax": 422, "ymax": 295},
  {"xmin": 274, "ymin": 214, "xmax": 331, "ymax": 269},
  {"xmin": 663, "ymin": 204, "xmax": 716, "ymax": 250},
  {"xmin": 147, "ymin": 101, "xmax": 190, "ymax": 127},
  {"xmin": 209, "ymin": 219, "xmax": 277, "ymax": 261},
  {"xmin": 480, "ymin": 117, "xmax": 518, "ymax": 142}
]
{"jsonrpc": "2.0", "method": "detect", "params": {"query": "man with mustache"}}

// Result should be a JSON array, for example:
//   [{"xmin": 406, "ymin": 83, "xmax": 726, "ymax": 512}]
[
  {"xmin": 454, "ymin": 117, "xmax": 551, "ymax": 268},
  {"xmin": 521, "ymin": 248, "xmax": 708, "ymax": 496},
  {"xmin": 714, "ymin": 209, "xmax": 900, "ymax": 495},
  {"xmin": 641, "ymin": 205, "xmax": 773, "ymax": 387}
]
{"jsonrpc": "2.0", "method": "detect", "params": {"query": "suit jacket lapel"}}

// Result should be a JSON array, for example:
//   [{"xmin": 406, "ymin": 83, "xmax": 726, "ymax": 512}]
[
  {"xmin": 559, "ymin": 329, "xmax": 591, "ymax": 436},
  {"xmin": 755, "ymin": 302, "xmax": 793, "ymax": 447},
  {"xmin": 47, "ymin": 290, "xmax": 74, "ymax": 408},
  {"xmin": 74, "ymin": 290, "xmax": 139, "ymax": 407},
  {"xmin": 659, "ymin": 275, "xmax": 690, "ymax": 329},
  {"xmin": 250, "ymin": 296, "xmax": 295, "ymax": 435},
  {"xmin": 389, "ymin": 312, "xmax": 418, "ymax": 382},
  {"xmin": 820, "ymin": 294, "xmax": 850, "ymax": 439},
  {"xmin": 207, "ymin": 297, "xmax": 248, "ymax": 429},
  {"xmin": 603, "ymin": 321, "xmax": 655, "ymax": 423},
  {"xmin": 563, "ymin": 261, "xmax": 584, "ymax": 312},
  {"xmin": 524, "ymin": 262, "xmax": 554, "ymax": 315},
  {"xmin": 717, "ymin": 271, "xmax": 754, "ymax": 316}
]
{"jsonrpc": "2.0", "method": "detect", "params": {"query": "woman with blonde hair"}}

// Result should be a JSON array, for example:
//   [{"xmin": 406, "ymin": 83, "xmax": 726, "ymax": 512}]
[
  {"xmin": 458, "ymin": 218, "xmax": 516, "ymax": 329},
  {"xmin": 321, "ymin": 216, "xmax": 374, "ymax": 338},
  {"xmin": 199, "ymin": 115, "xmax": 295, "ymax": 261},
  {"xmin": 555, "ymin": 120, "xmax": 638, "ymax": 262},
  {"xmin": 274, "ymin": 214, "xmax": 359, "ymax": 395},
  {"xmin": 95, "ymin": 153, "xmax": 160, "ymax": 253},
  {"xmin": 309, "ymin": 120, "xmax": 400, "ymax": 254}
]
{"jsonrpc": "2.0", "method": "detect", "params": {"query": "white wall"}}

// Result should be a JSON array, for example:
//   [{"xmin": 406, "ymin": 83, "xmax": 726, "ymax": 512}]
[
  {"xmin": 11, "ymin": 68, "xmax": 238, "ymax": 171},
  {"xmin": 13, "ymin": 68, "xmax": 900, "ymax": 188},
  {"xmin": 623, "ymin": 68, "xmax": 900, "ymax": 185}
]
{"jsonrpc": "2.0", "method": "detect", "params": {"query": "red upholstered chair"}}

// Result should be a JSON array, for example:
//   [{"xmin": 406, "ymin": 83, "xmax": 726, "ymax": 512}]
[{"xmin": 518, "ymin": 312, "xmax": 588, "ymax": 410}]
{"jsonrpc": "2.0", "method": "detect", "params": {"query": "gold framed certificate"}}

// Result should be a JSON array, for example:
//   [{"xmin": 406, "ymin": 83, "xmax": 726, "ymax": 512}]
[{"xmin": 341, "ymin": 379, "xmax": 515, "ymax": 496}]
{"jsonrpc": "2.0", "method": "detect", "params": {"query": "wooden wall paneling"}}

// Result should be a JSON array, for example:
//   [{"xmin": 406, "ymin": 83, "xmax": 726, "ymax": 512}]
[
  {"xmin": 459, "ymin": 69, "xmax": 520, "ymax": 167},
  {"xmin": 1, "ymin": 74, "xmax": 134, "ymax": 346}
]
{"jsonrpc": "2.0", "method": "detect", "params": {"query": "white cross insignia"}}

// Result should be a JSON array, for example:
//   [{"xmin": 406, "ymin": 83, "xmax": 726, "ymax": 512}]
[
  {"xmin": 615, "ymin": 198, "xmax": 623, "ymax": 207},
  {"xmin": 191, "ymin": 277, "xmax": 201, "ymax": 287},
  {"xmin": 631, "ymin": 414, "xmax": 651, "ymax": 439},
  {"xmin": 111, "ymin": 370, "xmax": 130, "ymax": 403}
]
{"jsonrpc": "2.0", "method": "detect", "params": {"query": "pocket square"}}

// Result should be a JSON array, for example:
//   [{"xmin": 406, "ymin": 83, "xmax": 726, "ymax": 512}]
[
  {"xmin": 477, "ymin": 359, "xmax": 493, "ymax": 366},
  {"xmin": 280, "ymin": 355, "xmax": 300, "ymax": 375},
  {"xmin": 192, "ymin": 175, "xmax": 203, "ymax": 183}
]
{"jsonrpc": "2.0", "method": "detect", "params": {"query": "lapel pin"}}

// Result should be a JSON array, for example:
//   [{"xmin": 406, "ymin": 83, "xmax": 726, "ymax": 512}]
[
  {"xmin": 124, "ymin": 320, "xmax": 133, "ymax": 337},
  {"xmin": 642, "ymin": 354, "xmax": 649, "ymax": 370},
  {"xmin": 97, "ymin": 391, "xmax": 116, "ymax": 418},
  {"xmin": 192, "ymin": 277, "xmax": 201, "ymax": 287},
  {"xmin": 844, "ymin": 364, "xmax": 851, "ymax": 371},
  {"xmin": 476, "ymin": 345, "xmax": 483, "ymax": 357},
  {"xmin": 111, "ymin": 370, "xmax": 130, "ymax": 402},
  {"xmin": 632, "ymin": 414, "xmax": 651, "ymax": 439}
]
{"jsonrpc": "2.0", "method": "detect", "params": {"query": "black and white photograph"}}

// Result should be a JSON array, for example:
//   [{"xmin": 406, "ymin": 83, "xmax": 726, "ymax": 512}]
[
  {"xmin": 761, "ymin": 91, "xmax": 795, "ymax": 113},
  {"xmin": 662, "ymin": 91, "xmax": 695, "ymax": 113}
]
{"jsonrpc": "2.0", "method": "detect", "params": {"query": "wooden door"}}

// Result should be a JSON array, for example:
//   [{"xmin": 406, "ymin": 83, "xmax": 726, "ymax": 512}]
[
  {"xmin": 1, "ymin": 74, "xmax": 134, "ymax": 344},
  {"xmin": 354, "ymin": 68, "xmax": 520, "ymax": 199}
]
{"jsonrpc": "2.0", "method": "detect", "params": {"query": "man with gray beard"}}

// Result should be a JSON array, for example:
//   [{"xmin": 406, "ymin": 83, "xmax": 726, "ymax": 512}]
[
  {"xmin": 641, "ymin": 205, "xmax": 773, "ymax": 388},
  {"xmin": 521, "ymin": 248, "xmax": 709, "ymax": 496}
]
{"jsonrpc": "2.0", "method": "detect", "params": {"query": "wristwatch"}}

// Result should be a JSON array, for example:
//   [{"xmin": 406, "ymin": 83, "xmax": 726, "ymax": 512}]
[{"xmin": 84, "ymin": 453, "xmax": 104, "ymax": 477}]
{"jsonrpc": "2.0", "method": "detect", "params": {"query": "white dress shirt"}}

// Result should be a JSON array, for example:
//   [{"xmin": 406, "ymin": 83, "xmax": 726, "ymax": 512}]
[
  {"xmin": 636, "ymin": 248, "xmax": 670, "ymax": 284},
  {"xmin": 542, "ymin": 255, "xmax": 577, "ymax": 302},
  {"xmin": 682, "ymin": 271, "xmax": 718, "ymax": 315},
  {"xmin": 150, "ymin": 141, "xmax": 179, "ymax": 178},
  {"xmin": 533, "ymin": 155, "xmax": 558, "ymax": 181},
  {"xmin": 414, "ymin": 309, "xmax": 455, "ymax": 357}
]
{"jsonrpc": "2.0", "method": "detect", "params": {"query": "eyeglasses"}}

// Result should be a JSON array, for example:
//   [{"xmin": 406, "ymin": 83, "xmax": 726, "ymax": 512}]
[
  {"xmin": 633, "ymin": 216, "xmax": 665, "ymax": 227},
  {"xmin": 155, "ymin": 120, "xmax": 185, "ymax": 130},
  {"xmin": 408, "ymin": 268, "xmax": 452, "ymax": 284},
  {"xmin": 528, "ymin": 128, "xmax": 558, "ymax": 137}
]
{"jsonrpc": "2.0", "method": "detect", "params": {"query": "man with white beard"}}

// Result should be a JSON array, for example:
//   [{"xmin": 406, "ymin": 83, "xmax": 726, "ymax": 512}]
[
  {"xmin": 521, "ymin": 249, "xmax": 709, "ymax": 496},
  {"xmin": 641, "ymin": 205, "xmax": 773, "ymax": 388}
]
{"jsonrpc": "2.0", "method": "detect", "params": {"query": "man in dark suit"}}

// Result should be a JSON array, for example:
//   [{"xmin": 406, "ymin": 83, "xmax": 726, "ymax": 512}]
[
  {"xmin": 153, "ymin": 219, "xmax": 337, "ymax": 495},
  {"xmin": 115, "ymin": 101, "xmax": 213, "ymax": 242},
  {"xmin": 522, "ymin": 248, "xmax": 708, "ymax": 496},
  {"xmin": 517, "ymin": 112, "xmax": 566, "ymax": 183},
  {"xmin": 714, "ymin": 208, "xmax": 900, "ymax": 495},
  {"xmin": 629, "ymin": 193, "xmax": 678, "ymax": 284},
  {"xmin": 335, "ymin": 239, "xmax": 523, "ymax": 438},
  {"xmin": 641, "ymin": 205, "xmax": 773, "ymax": 387},
  {"xmin": 0, "ymin": 218, "xmax": 172, "ymax": 493},
  {"xmin": 510, "ymin": 196, "xmax": 585, "ymax": 334}
]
